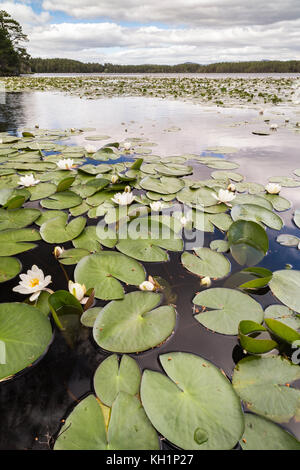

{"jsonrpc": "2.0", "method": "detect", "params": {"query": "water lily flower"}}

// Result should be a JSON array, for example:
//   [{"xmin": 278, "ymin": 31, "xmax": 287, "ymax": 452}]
[
  {"xmin": 0, "ymin": 138, "xmax": 3, "ymax": 145},
  {"xmin": 111, "ymin": 191, "xmax": 135, "ymax": 206},
  {"xmin": 68, "ymin": 281, "xmax": 89, "ymax": 304},
  {"xmin": 265, "ymin": 183, "xmax": 281, "ymax": 194},
  {"xmin": 111, "ymin": 174, "xmax": 119, "ymax": 184},
  {"xmin": 259, "ymin": 108, "xmax": 264, "ymax": 115},
  {"xmin": 150, "ymin": 201, "xmax": 163, "ymax": 212},
  {"xmin": 53, "ymin": 246, "xmax": 64, "ymax": 258},
  {"xmin": 57, "ymin": 158, "xmax": 75, "ymax": 170},
  {"xmin": 200, "ymin": 276, "xmax": 212, "ymax": 288},
  {"xmin": 85, "ymin": 144, "xmax": 97, "ymax": 154},
  {"xmin": 13, "ymin": 265, "xmax": 52, "ymax": 302},
  {"xmin": 270, "ymin": 123, "xmax": 278, "ymax": 131},
  {"xmin": 124, "ymin": 142, "xmax": 131, "ymax": 151},
  {"xmin": 180, "ymin": 214, "xmax": 193, "ymax": 226},
  {"xmin": 213, "ymin": 189, "xmax": 236, "ymax": 205},
  {"xmin": 35, "ymin": 124, "xmax": 39, "ymax": 129},
  {"xmin": 227, "ymin": 183, "xmax": 236, "ymax": 192},
  {"xmin": 18, "ymin": 174, "xmax": 40, "ymax": 187}
]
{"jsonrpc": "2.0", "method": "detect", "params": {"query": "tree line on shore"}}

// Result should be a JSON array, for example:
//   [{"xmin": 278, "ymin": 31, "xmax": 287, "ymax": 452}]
[{"xmin": 30, "ymin": 58, "xmax": 300, "ymax": 74}]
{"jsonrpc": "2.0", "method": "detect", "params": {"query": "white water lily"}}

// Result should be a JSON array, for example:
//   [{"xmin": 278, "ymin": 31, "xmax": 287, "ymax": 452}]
[
  {"xmin": 0, "ymin": 138, "xmax": 3, "ymax": 145},
  {"xmin": 270, "ymin": 123, "xmax": 278, "ymax": 131},
  {"xmin": 139, "ymin": 280, "xmax": 156, "ymax": 292},
  {"xmin": 200, "ymin": 276, "xmax": 212, "ymax": 288},
  {"xmin": 265, "ymin": 183, "xmax": 281, "ymax": 194},
  {"xmin": 13, "ymin": 265, "xmax": 52, "ymax": 302},
  {"xmin": 150, "ymin": 201, "xmax": 163, "ymax": 212},
  {"xmin": 18, "ymin": 174, "xmax": 40, "ymax": 187},
  {"xmin": 259, "ymin": 108, "xmax": 264, "ymax": 115},
  {"xmin": 124, "ymin": 142, "xmax": 131, "ymax": 151},
  {"xmin": 213, "ymin": 189, "xmax": 236, "ymax": 205},
  {"xmin": 57, "ymin": 158, "xmax": 75, "ymax": 170},
  {"xmin": 85, "ymin": 144, "xmax": 97, "ymax": 154},
  {"xmin": 68, "ymin": 281, "xmax": 89, "ymax": 304},
  {"xmin": 111, "ymin": 174, "xmax": 119, "ymax": 184},
  {"xmin": 53, "ymin": 246, "xmax": 64, "ymax": 258},
  {"xmin": 180, "ymin": 214, "xmax": 193, "ymax": 226},
  {"xmin": 111, "ymin": 191, "xmax": 135, "ymax": 205}
]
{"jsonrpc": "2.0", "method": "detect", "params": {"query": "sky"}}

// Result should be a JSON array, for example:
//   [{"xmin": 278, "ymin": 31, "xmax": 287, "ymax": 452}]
[{"xmin": 0, "ymin": 0, "xmax": 300, "ymax": 65}]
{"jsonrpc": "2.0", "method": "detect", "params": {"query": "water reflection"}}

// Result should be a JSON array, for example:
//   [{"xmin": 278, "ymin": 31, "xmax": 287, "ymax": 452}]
[{"xmin": 0, "ymin": 91, "xmax": 299, "ymax": 449}]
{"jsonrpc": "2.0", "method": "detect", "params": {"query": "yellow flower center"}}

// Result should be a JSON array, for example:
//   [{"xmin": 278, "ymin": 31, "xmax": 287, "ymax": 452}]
[{"xmin": 30, "ymin": 278, "xmax": 40, "ymax": 288}]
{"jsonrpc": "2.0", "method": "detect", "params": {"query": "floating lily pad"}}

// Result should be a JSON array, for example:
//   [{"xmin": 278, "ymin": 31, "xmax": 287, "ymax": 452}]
[
  {"xmin": 41, "ymin": 191, "xmax": 82, "ymax": 210},
  {"xmin": 28, "ymin": 183, "xmax": 57, "ymax": 201},
  {"xmin": 0, "ymin": 257, "xmax": 21, "ymax": 283},
  {"xmin": 269, "ymin": 270, "xmax": 300, "ymax": 313},
  {"xmin": 93, "ymin": 292, "xmax": 176, "ymax": 352},
  {"xmin": 54, "ymin": 393, "xmax": 159, "ymax": 450},
  {"xmin": 193, "ymin": 288, "xmax": 264, "ymax": 335},
  {"xmin": 231, "ymin": 204, "xmax": 283, "ymax": 230},
  {"xmin": 264, "ymin": 305, "xmax": 300, "ymax": 330},
  {"xmin": 0, "ymin": 228, "xmax": 41, "ymax": 256},
  {"xmin": 141, "ymin": 352, "xmax": 244, "ymax": 450},
  {"xmin": 0, "ymin": 208, "xmax": 41, "ymax": 231},
  {"xmin": 58, "ymin": 248, "xmax": 90, "ymax": 265},
  {"xmin": 232, "ymin": 355, "xmax": 300, "ymax": 423},
  {"xmin": 182, "ymin": 248, "xmax": 231, "ymax": 280},
  {"xmin": 80, "ymin": 307, "xmax": 102, "ymax": 328},
  {"xmin": 74, "ymin": 252, "xmax": 145, "ymax": 300},
  {"xmin": 94, "ymin": 355, "xmax": 141, "ymax": 407},
  {"xmin": 0, "ymin": 303, "xmax": 52, "ymax": 381},
  {"xmin": 140, "ymin": 176, "xmax": 184, "ymax": 195},
  {"xmin": 40, "ymin": 213, "xmax": 86, "ymax": 244},
  {"xmin": 240, "ymin": 413, "xmax": 300, "ymax": 450}
]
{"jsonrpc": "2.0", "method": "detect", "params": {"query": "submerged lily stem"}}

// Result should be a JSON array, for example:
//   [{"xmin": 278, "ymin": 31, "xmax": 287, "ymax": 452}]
[
  {"xmin": 58, "ymin": 262, "xmax": 70, "ymax": 284},
  {"xmin": 49, "ymin": 304, "xmax": 65, "ymax": 331}
]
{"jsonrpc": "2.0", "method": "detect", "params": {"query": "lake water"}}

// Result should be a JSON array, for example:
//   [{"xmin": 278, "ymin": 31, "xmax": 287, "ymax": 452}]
[{"xmin": 0, "ymin": 89, "xmax": 299, "ymax": 449}]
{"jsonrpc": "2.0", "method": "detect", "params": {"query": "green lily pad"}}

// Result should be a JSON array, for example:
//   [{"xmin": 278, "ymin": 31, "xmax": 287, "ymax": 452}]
[
  {"xmin": 210, "ymin": 240, "xmax": 229, "ymax": 253},
  {"xmin": 80, "ymin": 307, "xmax": 102, "ymax": 328},
  {"xmin": 233, "ymin": 355, "xmax": 300, "ymax": 423},
  {"xmin": 0, "ymin": 303, "xmax": 52, "ymax": 381},
  {"xmin": 0, "ymin": 208, "xmax": 41, "ymax": 231},
  {"xmin": 240, "ymin": 413, "xmax": 300, "ymax": 450},
  {"xmin": 182, "ymin": 248, "xmax": 231, "ymax": 279},
  {"xmin": 28, "ymin": 183, "xmax": 57, "ymax": 201},
  {"xmin": 269, "ymin": 270, "xmax": 300, "ymax": 313},
  {"xmin": 74, "ymin": 252, "xmax": 145, "ymax": 300},
  {"xmin": 54, "ymin": 393, "xmax": 159, "ymax": 450},
  {"xmin": 0, "ymin": 228, "xmax": 41, "ymax": 256},
  {"xmin": 193, "ymin": 288, "xmax": 264, "ymax": 335},
  {"xmin": 58, "ymin": 248, "xmax": 90, "ymax": 265},
  {"xmin": 264, "ymin": 305, "xmax": 300, "ymax": 330},
  {"xmin": 0, "ymin": 257, "xmax": 21, "ymax": 283},
  {"xmin": 93, "ymin": 291, "xmax": 176, "ymax": 353},
  {"xmin": 94, "ymin": 355, "xmax": 141, "ymax": 407},
  {"xmin": 231, "ymin": 204, "xmax": 283, "ymax": 230},
  {"xmin": 41, "ymin": 191, "xmax": 82, "ymax": 210},
  {"xmin": 40, "ymin": 213, "xmax": 86, "ymax": 244},
  {"xmin": 141, "ymin": 352, "xmax": 244, "ymax": 450},
  {"xmin": 140, "ymin": 176, "xmax": 184, "ymax": 195}
]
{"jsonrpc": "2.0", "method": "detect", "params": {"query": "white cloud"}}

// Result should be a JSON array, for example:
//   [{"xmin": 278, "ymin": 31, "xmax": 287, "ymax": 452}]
[
  {"xmin": 27, "ymin": 19, "xmax": 300, "ymax": 64},
  {"xmin": 0, "ymin": 1, "xmax": 50, "ymax": 27},
  {"xmin": 41, "ymin": 0, "xmax": 300, "ymax": 27}
]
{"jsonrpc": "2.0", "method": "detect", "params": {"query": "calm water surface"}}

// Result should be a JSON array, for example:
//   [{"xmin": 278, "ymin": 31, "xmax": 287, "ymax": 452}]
[{"xmin": 0, "ymin": 91, "xmax": 299, "ymax": 449}]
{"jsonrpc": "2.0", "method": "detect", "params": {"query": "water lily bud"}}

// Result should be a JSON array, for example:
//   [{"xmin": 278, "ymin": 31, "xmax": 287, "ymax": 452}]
[
  {"xmin": 150, "ymin": 201, "xmax": 163, "ymax": 212},
  {"xmin": 270, "ymin": 123, "xmax": 278, "ymax": 131},
  {"xmin": 53, "ymin": 246, "xmax": 64, "ymax": 258},
  {"xmin": 259, "ymin": 108, "xmax": 264, "ymax": 115},
  {"xmin": 85, "ymin": 144, "xmax": 97, "ymax": 154},
  {"xmin": 200, "ymin": 276, "xmax": 212, "ymax": 288},
  {"xmin": 111, "ymin": 174, "xmax": 119, "ymax": 184},
  {"xmin": 124, "ymin": 186, "xmax": 131, "ymax": 193},
  {"xmin": 0, "ymin": 138, "xmax": 2, "ymax": 145},
  {"xmin": 124, "ymin": 142, "xmax": 131, "ymax": 151},
  {"xmin": 68, "ymin": 281, "xmax": 87, "ymax": 303},
  {"xmin": 227, "ymin": 183, "xmax": 236, "ymax": 192},
  {"xmin": 35, "ymin": 124, "xmax": 39, "ymax": 128}
]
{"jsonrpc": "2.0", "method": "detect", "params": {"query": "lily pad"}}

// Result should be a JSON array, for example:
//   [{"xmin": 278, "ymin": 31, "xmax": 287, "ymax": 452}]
[
  {"xmin": 40, "ymin": 213, "xmax": 86, "ymax": 244},
  {"xmin": 181, "ymin": 248, "xmax": 231, "ymax": 279},
  {"xmin": 240, "ymin": 413, "xmax": 300, "ymax": 450},
  {"xmin": 269, "ymin": 270, "xmax": 300, "ymax": 313},
  {"xmin": 0, "ymin": 257, "xmax": 21, "ymax": 283},
  {"xmin": 141, "ymin": 352, "xmax": 244, "ymax": 450},
  {"xmin": 264, "ymin": 305, "xmax": 300, "ymax": 330},
  {"xmin": 232, "ymin": 355, "xmax": 300, "ymax": 423},
  {"xmin": 54, "ymin": 393, "xmax": 159, "ymax": 450},
  {"xmin": 0, "ymin": 208, "xmax": 41, "ymax": 231},
  {"xmin": 93, "ymin": 292, "xmax": 176, "ymax": 353},
  {"xmin": 0, "ymin": 303, "xmax": 52, "ymax": 381},
  {"xmin": 231, "ymin": 204, "xmax": 283, "ymax": 230},
  {"xmin": 0, "ymin": 228, "xmax": 41, "ymax": 256},
  {"xmin": 193, "ymin": 288, "xmax": 264, "ymax": 335},
  {"xmin": 94, "ymin": 355, "xmax": 141, "ymax": 406},
  {"xmin": 74, "ymin": 252, "xmax": 145, "ymax": 300},
  {"xmin": 41, "ymin": 191, "xmax": 82, "ymax": 210}
]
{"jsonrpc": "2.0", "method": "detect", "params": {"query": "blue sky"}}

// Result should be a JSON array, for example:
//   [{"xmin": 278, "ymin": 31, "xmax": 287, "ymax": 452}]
[{"xmin": 0, "ymin": 1, "xmax": 299, "ymax": 64}]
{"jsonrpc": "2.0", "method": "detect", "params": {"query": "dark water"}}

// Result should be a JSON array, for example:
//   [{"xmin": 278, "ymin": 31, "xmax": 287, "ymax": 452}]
[{"xmin": 0, "ymin": 92, "xmax": 299, "ymax": 450}]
